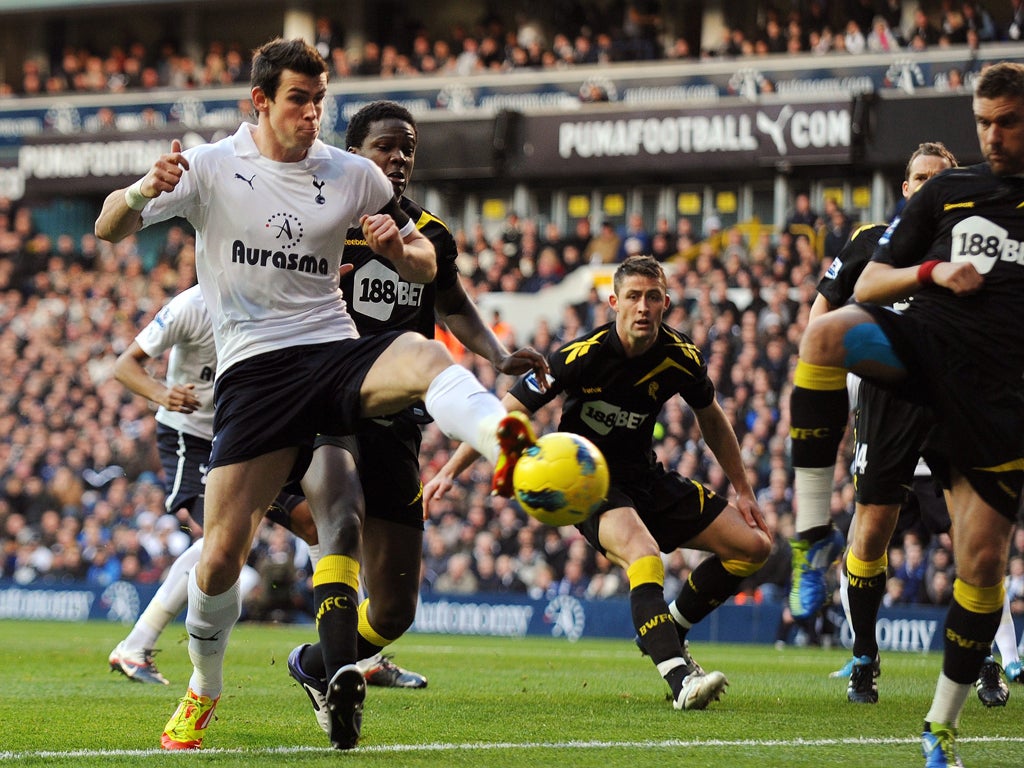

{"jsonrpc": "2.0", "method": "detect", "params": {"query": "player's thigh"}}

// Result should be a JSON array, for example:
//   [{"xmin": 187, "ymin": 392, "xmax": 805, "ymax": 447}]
[
  {"xmin": 594, "ymin": 504, "xmax": 660, "ymax": 570},
  {"xmin": 947, "ymin": 476, "xmax": 1014, "ymax": 586},
  {"xmin": 360, "ymin": 332, "xmax": 450, "ymax": 415},
  {"xmin": 687, "ymin": 502, "xmax": 770, "ymax": 562}
]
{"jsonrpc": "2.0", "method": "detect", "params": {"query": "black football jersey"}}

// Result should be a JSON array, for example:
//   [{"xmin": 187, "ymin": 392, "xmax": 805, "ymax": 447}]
[
  {"xmin": 340, "ymin": 196, "xmax": 460, "ymax": 338},
  {"xmin": 873, "ymin": 164, "xmax": 1024, "ymax": 381},
  {"xmin": 510, "ymin": 322, "xmax": 716, "ymax": 480},
  {"xmin": 817, "ymin": 223, "xmax": 885, "ymax": 308}
]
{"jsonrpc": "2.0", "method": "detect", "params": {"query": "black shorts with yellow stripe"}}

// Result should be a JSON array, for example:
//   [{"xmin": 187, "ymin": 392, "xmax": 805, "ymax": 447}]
[{"xmin": 576, "ymin": 463, "xmax": 728, "ymax": 556}]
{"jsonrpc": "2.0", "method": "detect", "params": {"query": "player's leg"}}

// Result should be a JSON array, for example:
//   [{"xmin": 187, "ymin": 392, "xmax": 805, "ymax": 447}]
[
  {"xmin": 360, "ymin": 333, "xmax": 509, "ymax": 471},
  {"xmin": 298, "ymin": 441, "xmax": 365, "ymax": 750},
  {"xmin": 357, "ymin": 515, "xmax": 427, "ymax": 687},
  {"xmin": 789, "ymin": 307, "xmax": 905, "ymax": 618},
  {"xmin": 163, "ymin": 451, "xmax": 290, "ymax": 750},
  {"xmin": 842, "ymin": 502, "xmax": 897, "ymax": 702},
  {"xmin": 596, "ymin": 502, "xmax": 728, "ymax": 710},
  {"xmin": 924, "ymin": 479, "xmax": 1012, "ymax": 760},
  {"xmin": 993, "ymin": 592, "xmax": 1022, "ymax": 682}
]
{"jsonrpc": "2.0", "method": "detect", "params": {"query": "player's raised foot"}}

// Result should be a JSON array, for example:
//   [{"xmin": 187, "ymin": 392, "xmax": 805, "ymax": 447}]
[
  {"xmin": 975, "ymin": 656, "xmax": 1009, "ymax": 707},
  {"xmin": 357, "ymin": 653, "xmax": 427, "ymax": 688},
  {"xmin": 160, "ymin": 688, "xmax": 218, "ymax": 750},
  {"xmin": 673, "ymin": 669, "xmax": 728, "ymax": 711},
  {"xmin": 846, "ymin": 655, "xmax": 880, "ymax": 703},
  {"xmin": 326, "ymin": 664, "xmax": 366, "ymax": 750},
  {"xmin": 788, "ymin": 527, "xmax": 845, "ymax": 619},
  {"xmin": 108, "ymin": 641, "xmax": 169, "ymax": 685},
  {"xmin": 1004, "ymin": 659, "xmax": 1023, "ymax": 683},
  {"xmin": 922, "ymin": 722, "xmax": 964, "ymax": 768},
  {"xmin": 288, "ymin": 643, "xmax": 331, "ymax": 734},
  {"xmin": 491, "ymin": 411, "xmax": 537, "ymax": 497}
]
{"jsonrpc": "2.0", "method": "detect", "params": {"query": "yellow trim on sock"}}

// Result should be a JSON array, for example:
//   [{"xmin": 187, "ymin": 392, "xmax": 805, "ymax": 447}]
[
  {"xmin": 952, "ymin": 578, "xmax": 1005, "ymax": 614},
  {"xmin": 846, "ymin": 550, "xmax": 888, "ymax": 578},
  {"xmin": 722, "ymin": 558, "xmax": 765, "ymax": 578},
  {"xmin": 793, "ymin": 360, "xmax": 847, "ymax": 391},
  {"xmin": 312, "ymin": 554, "xmax": 360, "ymax": 590},
  {"xmin": 626, "ymin": 555, "xmax": 664, "ymax": 588},
  {"xmin": 357, "ymin": 598, "xmax": 395, "ymax": 647}
]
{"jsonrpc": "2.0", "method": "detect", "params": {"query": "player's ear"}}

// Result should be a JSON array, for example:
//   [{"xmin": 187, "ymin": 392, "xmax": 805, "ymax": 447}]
[{"xmin": 608, "ymin": 292, "xmax": 618, "ymax": 311}]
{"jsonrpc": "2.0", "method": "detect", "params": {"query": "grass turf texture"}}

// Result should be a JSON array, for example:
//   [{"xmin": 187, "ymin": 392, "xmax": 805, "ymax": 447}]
[{"xmin": 1, "ymin": 620, "xmax": 1022, "ymax": 767}]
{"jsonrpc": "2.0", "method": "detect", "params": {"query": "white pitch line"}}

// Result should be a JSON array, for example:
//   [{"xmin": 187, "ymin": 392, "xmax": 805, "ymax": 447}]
[{"xmin": 3, "ymin": 736, "xmax": 1024, "ymax": 760}]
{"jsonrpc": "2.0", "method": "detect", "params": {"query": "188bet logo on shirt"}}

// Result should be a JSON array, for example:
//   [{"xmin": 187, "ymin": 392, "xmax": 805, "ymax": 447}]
[{"xmin": 351, "ymin": 260, "xmax": 425, "ymax": 321}]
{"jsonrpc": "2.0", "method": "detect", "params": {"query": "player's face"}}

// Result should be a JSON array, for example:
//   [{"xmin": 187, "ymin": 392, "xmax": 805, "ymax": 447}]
[
  {"xmin": 351, "ymin": 118, "xmax": 417, "ymax": 199},
  {"xmin": 610, "ymin": 274, "xmax": 669, "ymax": 350},
  {"xmin": 902, "ymin": 154, "xmax": 952, "ymax": 198},
  {"xmin": 253, "ymin": 69, "xmax": 327, "ymax": 161},
  {"xmin": 974, "ymin": 94, "xmax": 1024, "ymax": 176}
]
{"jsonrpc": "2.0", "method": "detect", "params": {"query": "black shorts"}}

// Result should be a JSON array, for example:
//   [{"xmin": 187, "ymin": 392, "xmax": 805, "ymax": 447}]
[
  {"xmin": 157, "ymin": 423, "xmax": 211, "ymax": 524},
  {"xmin": 852, "ymin": 379, "xmax": 933, "ymax": 506},
  {"xmin": 576, "ymin": 464, "xmax": 729, "ymax": 556},
  {"xmin": 315, "ymin": 416, "xmax": 425, "ymax": 530},
  {"xmin": 265, "ymin": 491, "xmax": 307, "ymax": 532},
  {"xmin": 862, "ymin": 305, "xmax": 1024, "ymax": 520},
  {"xmin": 894, "ymin": 476, "xmax": 951, "ymax": 540},
  {"xmin": 210, "ymin": 334, "xmax": 401, "ymax": 483}
]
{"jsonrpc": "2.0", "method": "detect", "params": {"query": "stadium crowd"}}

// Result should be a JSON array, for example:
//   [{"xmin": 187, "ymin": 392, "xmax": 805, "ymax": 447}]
[
  {"xmin": 4, "ymin": 181, "xmax": 1024, "ymax": 628},
  {"xmin": 0, "ymin": 1, "xmax": 1018, "ymax": 98}
]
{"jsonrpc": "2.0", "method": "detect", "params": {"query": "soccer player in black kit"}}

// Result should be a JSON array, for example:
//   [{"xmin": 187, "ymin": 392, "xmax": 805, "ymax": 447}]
[
  {"xmin": 426, "ymin": 254, "xmax": 772, "ymax": 711},
  {"xmin": 789, "ymin": 61, "xmax": 1024, "ymax": 767},
  {"xmin": 286, "ymin": 101, "xmax": 547, "ymax": 736}
]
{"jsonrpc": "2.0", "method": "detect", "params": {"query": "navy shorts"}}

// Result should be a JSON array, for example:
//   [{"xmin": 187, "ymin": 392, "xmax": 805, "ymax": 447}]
[
  {"xmin": 157, "ymin": 423, "xmax": 211, "ymax": 524},
  {"xmin": 577, "ymin": 464, "xmax": 729, "ymax": 556},
  {"xmin": 211, "ymin": 334, "xmax": 402, "ymax": 483}
]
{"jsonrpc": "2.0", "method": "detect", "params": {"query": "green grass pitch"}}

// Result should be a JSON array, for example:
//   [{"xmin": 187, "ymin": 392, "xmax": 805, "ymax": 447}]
[{"xmin": 1, "ymin": 619, "xmax": 1022, "ymax": 767}]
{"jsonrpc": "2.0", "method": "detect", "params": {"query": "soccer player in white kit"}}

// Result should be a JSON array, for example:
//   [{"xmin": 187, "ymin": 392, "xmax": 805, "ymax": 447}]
[{"xmin": 95, "ymin": 37, "xmax": 523, "ymax": 752}]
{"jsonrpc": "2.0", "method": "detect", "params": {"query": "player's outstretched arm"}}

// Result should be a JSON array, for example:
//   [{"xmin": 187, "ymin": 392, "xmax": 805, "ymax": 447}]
[
  {"xmin": 435, "ymin": 280, "xmax": 549, "ymax": 384},
  {"xmin": 95, "ymin": 140, "xmax": 189, "ymax": 243}
]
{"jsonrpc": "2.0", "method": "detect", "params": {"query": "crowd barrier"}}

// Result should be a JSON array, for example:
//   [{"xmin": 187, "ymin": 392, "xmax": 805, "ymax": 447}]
[{"xmin": 5, "ymin": 578, "xmax": 1020, "ymax": 654}]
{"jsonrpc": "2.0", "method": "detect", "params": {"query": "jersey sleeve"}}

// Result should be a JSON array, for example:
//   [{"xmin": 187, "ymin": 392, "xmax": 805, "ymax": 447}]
[
  {"xmin": 816, "ymin": 224, "xmax": 882, "ymax": 307},
  {"xmin": 135, "ymin": 291, "xmax": 196, "ymax": 357},
  {"xmin": 873, "ymin": 180, "xmax": 942, "ymax": 268}
]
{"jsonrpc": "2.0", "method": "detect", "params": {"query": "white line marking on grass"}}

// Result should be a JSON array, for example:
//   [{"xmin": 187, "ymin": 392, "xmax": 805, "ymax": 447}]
[{"xmin": 3, "ymin": 736, "xmax": 1024, "ymax": 760}]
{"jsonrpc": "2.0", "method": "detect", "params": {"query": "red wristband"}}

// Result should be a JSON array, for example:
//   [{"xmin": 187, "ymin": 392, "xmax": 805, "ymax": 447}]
[{"xmin": 917, "ymin": 260, "xmax": 941, "ymax": 285}]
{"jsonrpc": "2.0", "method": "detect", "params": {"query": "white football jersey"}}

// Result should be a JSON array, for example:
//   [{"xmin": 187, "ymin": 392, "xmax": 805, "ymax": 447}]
[
  {"xmin": 135, "ymin": 284, "xmax": 216, "ymax": 440},
  {"xmin": 140, "ymin": 123, "xmax": 403, "ymax": 375}
]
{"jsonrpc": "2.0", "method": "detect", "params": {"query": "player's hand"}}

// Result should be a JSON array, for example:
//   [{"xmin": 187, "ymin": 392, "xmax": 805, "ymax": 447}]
[
  {"xmin": 736, "ymin": 492, "xmax": 771, "ymax": 538},
  {"xmin": 163, "ymin": 383, "xmax": 200, "ymax": 413},
  {"xmin": 496, "ymin": 346, "xmax": 549, "ymax": 387},
  {"xmin": 361, "ymin": 213, "xmax": 402, "ymax": 261},
  {"xmin": 422, "ymin": 470, "xmax": 455, "ymax": 519},
  {"xmin": 338, "ymin": 263, "xmax": 354, "ymax": 279},
  {"xmin": 141, "ymin": 139, "xmax": 189, "ymax": 199},
  {"xmin": 933, "ymin": 261, "xmax": 983, "ymax": 296}
]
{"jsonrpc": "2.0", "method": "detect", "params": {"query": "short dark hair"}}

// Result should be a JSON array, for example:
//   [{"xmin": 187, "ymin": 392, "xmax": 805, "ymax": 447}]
[
  {"xmin": 975, "ymin": 61, "xmax": 1024, "ymax": 101},
  {"xmin": 345, "ymin": 100, "xmax": 417, "ymax": 149},
  {"xmin": 905, "ymin": 141, "xmax": 957, "ymax": 181},
  {"xmin": 250, "ymin": 38, "xmax": 326, "ymax": 101},
  {"xmin": 613, "ymin": 254, "xmax": 667, "ymax": 294}
]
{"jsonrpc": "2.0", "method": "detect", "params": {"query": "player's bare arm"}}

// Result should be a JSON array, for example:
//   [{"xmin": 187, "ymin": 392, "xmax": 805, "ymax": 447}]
[
  {"xmin": 693, "ymin": 399, "xmax": 768, "ymax": 535},
  {"xmin": 95, "ymin": 139, "xmax": 189, "ymax": 243},
  {"xmin": 855, "ymin": 259, "xmax": 983, "ymax": 304},
  {"xmin": 435, "ymin": 281, "xmax": 549, "ymax": 384},
  {"xmin": 360, "ymin": 213, "xmax": 436, "ymax": 283},
  {"xmin": 114, "ymin": 341, "xmax": 201, "ymax": 414}
]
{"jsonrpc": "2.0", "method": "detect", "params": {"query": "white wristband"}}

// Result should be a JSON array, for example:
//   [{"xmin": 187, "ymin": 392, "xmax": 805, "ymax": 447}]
[{"xmin": 124, "ymin": 179, "xmax": 150, "ymax": 211}]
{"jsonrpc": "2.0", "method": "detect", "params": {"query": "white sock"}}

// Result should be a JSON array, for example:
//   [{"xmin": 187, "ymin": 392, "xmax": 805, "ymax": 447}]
[
  {"xmin": 793, "ymin": 466, "xmax": 834, "ymax": 533},
  {"xmin": 124, "ymin": 538, "xmax": 203, "ymax": 650},
  {"xmin": 839, "ymin": 565, "xmax": 853, "ymax": 634},
  {"xmin": 185, "ymin": 569, "xmax": 240, "ymax": 699},
  {"xmin": 306, "ymin": 542, "xmax": 322, "ymax": 570},
  {"xmin": 424, "ymin": 364, "xmax": 505, "ymax": 465},
  {"xmin": 994, "ymin": 592, "xmax": 1020, "ymax": 666},
  {"xmin": 239, "ymin": 564, "xmax": 261, "ymax": 600},
  {"xmin": 925, "ymin": 673, "xmax": 972, "ymax": 729}
]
